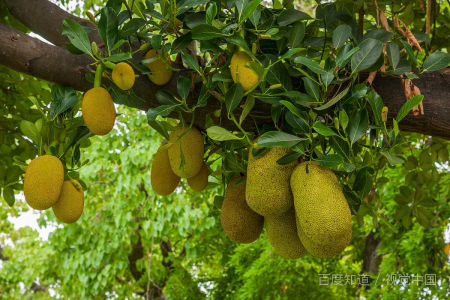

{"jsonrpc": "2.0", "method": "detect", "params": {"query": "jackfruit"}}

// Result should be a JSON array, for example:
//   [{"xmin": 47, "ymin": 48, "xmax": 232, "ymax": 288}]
[
  {"xmin": 145, "ymin": 49, "xmax": 173, "ymax": 85},
  {"xmin": 221, "ymin": 177, "xmax": 264, "ymax": 243},
  {"xmin": 52, "ymin": 180, "xmax": 84, "ymax": 223},
  {"xmin": 168, "ymin": 123, "xmax": 204, "ymax": 178},
  {"xmin": 82, "ymin": 87, "xmax": 116, "ymax": 135},
  {"xmin": 246, "ymin": 146, "xmax": 298, "ymax": 217},
  {"xmin": 291, "ymin": 161, "xmax": 352, "ymax": 258},
  {"xmin": 230, "ymin": 51, "xmax": 259, "ymax": 91},
  {"xmin": 151, "ymin": 146, "xmax": 181, "ymax": 196},
  {"xmin": 187, "ymin": 162, "xmax": 208, "ymax": 192},
  {"xmin": 112, "ymin": 62, "xmax": 135, "ymax": 90},
  {"xmin": 24, "ymin": 155, "xmax": 64, "ymax": 210},
  {"xmin": 265, "ymin": 207, "xmax": 308, "ymax": 259}
]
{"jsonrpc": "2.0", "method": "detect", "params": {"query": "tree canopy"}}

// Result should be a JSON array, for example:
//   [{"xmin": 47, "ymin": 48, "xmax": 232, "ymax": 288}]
[{"xmin": 1, "ymin": 0, "xmax": 450, "ymax": 299}]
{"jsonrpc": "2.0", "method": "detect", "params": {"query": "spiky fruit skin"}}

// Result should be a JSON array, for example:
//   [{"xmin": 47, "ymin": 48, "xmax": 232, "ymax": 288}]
[
  {"xmin": 112, "ymin": 62, "xmax": 135, "ymax": 90},
  {"xmin": 187, "ymin": 162, "xmax": 208, "ymax": 192},
  {"xmin": 265, "ymin": 207, "xmax": 308, "ymax": 259},
  {"xmin": 52, "ymin": 180, "xmax": 84, "ymax": 224},
  {"xmin": 291, "ymin": 161, "xmax": 352, "ymax": 258},
  {"xmin": 24, "ymin": 155, "xmax": 64, "ymax": 210},
  {"xmin": 246, "ymin": 146, "xmax": 298, "ymax": 217},
  {"xmin": 82, "ymin": 87, "xmax": 116, "ymax": 136},
  {"xmin": 145, "ymin": 49, "xmax": 172, "ymax": 85},
  {"xmin": 221, "ymin": 177, "xmax": 264, "ymax": 243},
  {"xmin": 151, "ymin": 146, "xmax": 181, "ymax": 196},
  {"xmin": 230, "ymin": 51, "xmax": 259, "ymax": 91},
  {"xmin": 168, "ymin": 123, "xmax": 204, "ymax": 178}
]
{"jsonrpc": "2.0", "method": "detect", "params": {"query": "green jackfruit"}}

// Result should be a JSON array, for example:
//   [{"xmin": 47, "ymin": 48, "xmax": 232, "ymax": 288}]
[
  {"xmin": 24, "ymin": 155, "xmax": 64, "ymax": 210},
  {"xmin": 151, "ymin": 146, "xmax": 181, "ymax": 196},
  {"xmin": 265, "ymin": 207, "xmax": 308, "ymax": 259},
  {"xmin": 291, "ymin": 161, "xmax": 352, "ymax": 258},
  {"xmin": 221, "ymin": 177, "xmax": 264, "ymax": 243},
  {"xmin": 52, "ymin": 180, "xmax": 84, "ymax": 224},
  {"xmin": 168, "ymin": 123, "xmax": 204, "ymax": 178},
  {"xmin": 246, "ymin": 146, "xmax": 298, "ymax": 217},
  {"xmin": 187, "ymin": 162, "xmax": 208, "ymax": 192}
]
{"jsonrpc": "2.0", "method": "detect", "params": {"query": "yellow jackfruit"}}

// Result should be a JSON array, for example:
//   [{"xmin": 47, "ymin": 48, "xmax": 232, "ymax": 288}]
[
  {"xmin": 291, "ymin": 161, "xmax": 352, "ymax": 258},
  {"xmin": 221, "ymin": 177, "xmax": 264, "ymax": 243},
  {"xmin": 187, "ymin": 162, "xmax": 208, "ymax": 192},
  {"xmin": 265, "ymin": 207, "xmax": 308, "ymax": 259},
  {"xmin": 151, "ymin": 146, "xmax": 181, "ymax": 196},
  {"xmin": 52, "ymin": 180, "xmax": 84, "ymax": 223},
  {"xmin": 145, "ymin": 49, "xmax": 172, "ymax": 85},
  {"xmin": 82, "ymin": 87, "xmax": 116, "ymax": 135},
  {"xmin": 230, "ymin": 51, "xmax": 259, "ymax": 91},
  {"xmin": 24, "ymin": 155, "xmax": 64, "ymax": 210},
  {"xmin": 112, "ymin": 62, "xmax": 135, "ymax": 90},
  {"xmin": 168, "ymin": 123, "xmax": 204, "ymax": 178},
  {"xmin": 246, "ymin": 146, "xmax": 298, "ymax": 217}
]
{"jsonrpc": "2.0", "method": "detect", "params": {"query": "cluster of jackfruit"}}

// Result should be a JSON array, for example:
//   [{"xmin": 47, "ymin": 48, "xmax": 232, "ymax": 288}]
[
  {"xmin": 23, "ymin": 155, "xmax": 84, "ymax": 224},
  {"xmin": 150, "ymin": 123, "xmax": 208, "ymax": 196},
  {"xmin": 220, "ymin": 145, "xmax": 352, "ymax": 260}
]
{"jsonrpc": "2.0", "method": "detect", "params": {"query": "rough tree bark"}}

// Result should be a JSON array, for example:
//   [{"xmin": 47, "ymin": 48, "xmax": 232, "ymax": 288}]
[{"xmin": 1, "ymin": 0, "xmax": 450, "ymax": 139}]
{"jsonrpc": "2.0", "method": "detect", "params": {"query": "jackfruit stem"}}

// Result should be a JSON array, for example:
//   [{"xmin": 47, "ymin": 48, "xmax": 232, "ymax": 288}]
[{"xmin": 94, "ymin": 63, "xmax": 104, "ymax": 88}]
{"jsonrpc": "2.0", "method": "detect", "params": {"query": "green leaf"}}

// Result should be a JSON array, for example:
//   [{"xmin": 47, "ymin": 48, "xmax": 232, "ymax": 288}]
[
  {"xmin": 225, "ymin": 83, "xmax": 244, "ymax": 115},
  {"xmin": 206, "ymin": 126, "xmax": 240, "ymax": 141},
  {"xmin": 302, "ymin": 77, "xmax": 320, "ymax": 101},
  {"xmin": 329, "ymin": 136, "xmax": 351, "ymax": 163},
  {"xmin": 280, "ymin": 48, "xmax": 302, "ymax": 60},
  {"xmin": 245, "ymin": 61, "xmax": 265, "ymax": 79},
  {"xmin": 61, "ymin": 19, "xmax": 92, "ymax": 56},
  {"xmin": 239, "ymin": 95, "xmax": 255, "ymax": 125},
  {"xmin": 191, "ymin": 24, "xmax": 227, "ymax": 40},
  {"xmin": 181, "ymin": 52, "xmax": 201, "ymax": 73},
  {"xmin": 148, "ymin": 120, "xmax": 170, "ymax": 140},
  {"xmin": 151, "ymin": 35, "xmax": 162, "ymax": 51},
  {"xmin": 363, "ymin": 29, "xmax": 394, "ymax": 42},
  {"xmin": 121, "ymin": 18, "xmax": 146, "ymax": 36},
  {"xmin": 20, "ymin": 120, "xmax": 39, "ymax": 144},
  {"xmin": 104, "ymin": 52, "xmax": 132, "ymax": 62},
  {"xmin": 396, "ymin": 94, "xmax": 424, "ymax": 123},
  {"xmin": 400, "ymin": 39, "xmax": 418, "ymax": 66},
  {"xmin": 277, "ymin": 9, "xmax": 312, "ymax": 26},
  {"xmin": 367, "ymin": 92, "xmax": 383, "ymax": 126},
  {"xmin": 155, "ymin": 90, "xmax": 178, "ymax": 105},
  {"xmin": 3, "ymin": 186, "xmax": 15, "ymax": 207},
  {"xmin": 277, "ymin": 151, "xmax": 302, "ymax": 165},
  {"xmin": 353, "ymin": 168, "xmax": 373, "ymax": 198},
  {"xmin": 313, "ymin": 121, "xmax": 337, "ymax": 136},
  {"xmin": 257, "ymin": 131, "xmax": 304, "ymax": 147},
  {"xmin": 351, "ymin": 38, "xmax": 383, "ymax": 73},
  {"xmin": 227, "ymin": 33, "xmax": 256, "ymax": 60},
  {"xmin": 348, "ymin": 109, "xmax": 369, "ymax": 144},
  {"xmin": 337, "ymin": 46, "xmax": 360, "ymax": 68},
  {"xmin": 315, "ymin": 154, "xmax": 344, "ymax": 168},
  {"xmin": 332, "ymin": 25, "xmax": 351, "ymax": 49},
  {"xmin": 177, "ymin": 76, "xmax": 190, "ymax": 100},
  {"xmin": 314, "ymin": 86, "xmax": 349, "ymax": 111},
  {"xmin": 423, "ymin": 52, "xmax": 450, "ymax": 72},
  {"xmin": 380, "ymin": 150, "xmax": 405, "ymax": 165},
  {"xmin": 147, "ymin": 105, "xmax": 176, "ymax": 120},
  {"xmin": 196, "ymin": 84, "xmax": 210, "ymax": 108},
  {"xmin": 339, "ymin": 110, "xmax": 349, "ymax": 131},
  {"xmin": 171, "ymin": 32, "xmax": 193, "ymax": 54},
  {"xmin": 394, "ymin": 59, "xmax": 412, "ymax": 75},
  {"xmin": 294, "ymin": 56, "xmax": 329, "ymax": 75},
  {"xmin": 239, "ymin": 0, "xmax": 262, "ymax": 25},
  {"xmin": 51, "ymin": 86, "xmax": 78, "ymax": 118},
  {"xmin": 386, "ymin": 42, "xmax": 400, "ymax": 70},
  {"xmin": 99, "ymin": 7, "xmax": 118, "ymax": 52},
  {"xmin": 64, "ymin": 126, "xmax": 90, "ymax": 152},
  {"xmin": 289, "ymin": 22, "xmax": 305, "ymax": 48},
  {"xmin": 206, "ymin": 2, "xmax": 217, "ymax": 25}
]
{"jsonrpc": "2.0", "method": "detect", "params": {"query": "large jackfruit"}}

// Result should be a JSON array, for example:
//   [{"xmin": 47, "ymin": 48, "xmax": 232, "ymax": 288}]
[
  {"xmin": 187, "ymin": 162, "xmax": 208, "ymax": 192},
  {"xmin": 291, "ymin": 161, "xmax": 352, "ymax": 258},
  {"xmin": 151, "ymin": 146, "xmax": 181, "ymax": 196},
  {"xmin": 230, "ymin": 51, "xmax": 259, "ymax": 91},
  {"xmin": 265, "ymin": 207, "xmax": 308, "ymax": 259},
  {"xmin": 221, "ymin": 177, "xmax": 264, "ymax": 243},
  {"xmin": 168, "ymin": 123, "xmax": 204, "ymax": 178},
  {"xmin": 24, "ymin": 155, "xmax": 64, "ymax": 210},
  {"xmin": 145, "ymin": 49, "xmax": 172, "ymax": 85},
  {"xmin": 52, "ymin": 180, "xmax": 84, "ymax": 224},
  {"xmin": 246, "ymin": 146, "xmax": 298, "ymax": 217},
  {"xmin": 82, "ymin": 87, "xmax": 116, "ymax": 135}
]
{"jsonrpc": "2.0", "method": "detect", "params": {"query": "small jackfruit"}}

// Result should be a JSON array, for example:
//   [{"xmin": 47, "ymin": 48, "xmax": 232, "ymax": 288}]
[
  {"xmin": 221, "ymin": 177, "xmax": 264, "ymax": 243},
  {"xmin": 145, "ymin": 49, "xmax": 173, "ymax": 85},
  {"xmin": 52, "ymin": 180, "xmax": 84, "ymax": 223},
  {"xmin": 230, "ymin": 51, "xmax": 259, "ymax": 91},
  {"xmin": 291, "ymin": 161, "xmax": 352, "ymax": 258},
  {"xmin": 187, "ymin": 162, "xmax": 208, "ymax": 192},
  {"xmin": 151, "ymin": 146, "xmax": 181, "ymax": 196},
  {"xmin": 168, "ymin": 123, "xmax": 204, "ymax": 178},
  {"xmin": 112, "ymin": 62, "xmax": 135, "ymax": 90},
  {"xmin": 82, "ymin": 87, "xmax": 116, "ymax": 135},
  {"xmin": 24, "ymin": 155, "xmax": 64, "ymax": 210},
  {"xmin": 265, "ymin": 207, "xmax": 308, "ymax": 259},
  {"xmin": 246, "ymin": 146, "xmax": 298, "ymax": 217}
]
